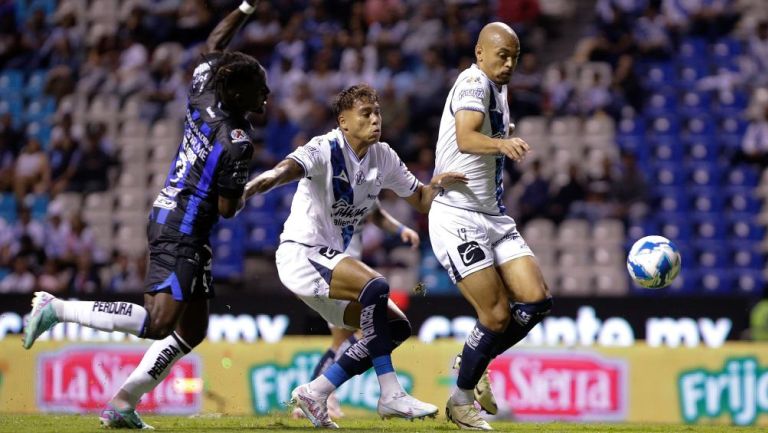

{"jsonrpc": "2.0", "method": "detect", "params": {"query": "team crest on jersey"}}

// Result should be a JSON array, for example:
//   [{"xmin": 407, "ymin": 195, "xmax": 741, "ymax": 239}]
[
  {"xmin": 354, "ymin": 170, "xmax": 365, "ymax": 185},
  {"xmin": 230, "ymin": 129, "xmax": 249, "ymax": 143}
]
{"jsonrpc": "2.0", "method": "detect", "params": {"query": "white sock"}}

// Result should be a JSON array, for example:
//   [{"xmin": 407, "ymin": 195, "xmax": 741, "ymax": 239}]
[
  {"xmin": 308, "ymin": 374, "xmax": 336, "ymax": 396},
  {"xmin": 53, "ymin": 299, "xmax": 148, "ymax": 336},
  {"xmin": 378, "ymin": 372, "xmax": 405, "ymax": 399},
  {"xmin": 113, "ymin": 332, "xmax": 192, "ymax": 408},
  {"xmin": 451, "ymin": 388, "xmax": 475, "ymax": 405}
]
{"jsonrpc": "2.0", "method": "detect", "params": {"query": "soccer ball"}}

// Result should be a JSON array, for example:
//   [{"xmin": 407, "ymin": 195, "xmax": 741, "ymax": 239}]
[{"xmin": 626, "ymin": 235, "xmax": 681, "ymax": 289}]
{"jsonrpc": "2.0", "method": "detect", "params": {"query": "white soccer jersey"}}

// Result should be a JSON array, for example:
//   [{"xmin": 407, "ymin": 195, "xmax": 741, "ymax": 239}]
[
  {"xmin": 434, "ymin": 64, "xmax": 511, "ymax": 215},
  {"xmin": 281, "ymin": 128, "xmax": 420, "ymax": 252}
]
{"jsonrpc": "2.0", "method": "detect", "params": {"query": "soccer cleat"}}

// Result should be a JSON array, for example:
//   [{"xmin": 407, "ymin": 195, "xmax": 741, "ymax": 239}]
[
  {"xmin": 326, "ymin": 392, "xmax": 345, "ymax": 419},
  {"xmin": 377, "ymin": 391, "xmax": 439, "ymax": 420},
  {"xmin": 446, "ymin": 397, "xmax": 492, "ymax": 431},
  {"xmin": 290, "ymin": 384, "xmax": 339, "ymax": 428},
  {"xmin": 23, "ymin": 292, "xmax": 59, "ymax": 349},
  {"xmin": 99, "ymin": 405, "xmax": 155, "ymax": 429},
  {"xmin": 293, "ymin": 392, "xmax": 345, "ymax": 419},
  {"xmin": 474, "ymin": 370, "xmax": 498, "ymax": 415},
  {"xmin": 453, "ymin": 353, "xmax": 498, "ymax": 415}
]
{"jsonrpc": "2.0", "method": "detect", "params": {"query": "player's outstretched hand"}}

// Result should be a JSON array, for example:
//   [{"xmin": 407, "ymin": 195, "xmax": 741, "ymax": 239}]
[
  {"xmin": 431, "ymin": 172, "xmax": 468, "ymax": 190},
  {"xmin": 498, "ymin": 137, "xmax": 530, "ymax": 162},
  {"xmin": 400, "ymin": 226, "xmax": 420, "ymax": 249}
]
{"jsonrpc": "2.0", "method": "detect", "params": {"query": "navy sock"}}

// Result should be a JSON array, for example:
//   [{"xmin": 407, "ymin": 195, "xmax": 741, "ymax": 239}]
[
  {"xmin": 457, "ymin": 322, "xmax": 501, "ymax": 390},
  {"xmin": 491, "ymin": 298, "xmax": 552, "ymax": 358},
  {"xmin": 311, "ymin": 348, "xmax": 336, "ymax": 380},
  {"xmin": 357, "ymin": 278, "xmax": 392, "ymax": 375},
  {"xmin": 334, "ymin": 318, "xmax": 411, "ymax": 381}
]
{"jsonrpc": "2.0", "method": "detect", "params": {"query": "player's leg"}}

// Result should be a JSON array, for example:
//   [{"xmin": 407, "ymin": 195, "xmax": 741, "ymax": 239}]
[
  {"xmin": 445, "ymin": 268, "xmax": 509, "ymax": 431},
  {"xmin": 491, "ymin": 256, "xmax": 552, "ymax": 357},
  {"xmin": 294, "ymin": 325, "xmax": 354, "ymax": 419},
  {"xmin": 428, "ymin": 203, "xmax": 500, "ymax": 429},
  {"xmin": 100, "ymin": 240, "xmax": 213, "ymax": 429}
]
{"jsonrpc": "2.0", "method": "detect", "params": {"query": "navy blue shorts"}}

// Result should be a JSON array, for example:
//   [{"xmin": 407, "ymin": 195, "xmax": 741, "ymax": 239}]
[{"xmin": 144, "ymin": 222, "xmax": 214, "ymax": 301}]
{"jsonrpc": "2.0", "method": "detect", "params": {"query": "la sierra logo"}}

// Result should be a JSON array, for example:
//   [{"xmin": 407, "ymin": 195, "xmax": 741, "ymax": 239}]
[
  {"xmin": 248, "ymin": 352, "xmax": 412, "ymax": 414},
  {"xmin": 679, "ymin": 357, "xmax": 768, "ymax": 425},
  {"xmin": 489, "ymin": 350, "xmax": 628, "ymax": 421},
  {"xmin": 37, "ymin": 346, "xmax": 202, "ymax": 413}
]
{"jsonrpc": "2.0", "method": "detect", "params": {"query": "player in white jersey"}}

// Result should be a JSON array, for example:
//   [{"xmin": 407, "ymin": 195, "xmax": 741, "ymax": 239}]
[
  {"xmin": 244, "ymin": 84, "xmax": 466, "ymax": 428},
  {"xmin": 293, "ymin": 200, "xmax": 420, "ymax": 420},
  {"xmin": 431, "ymin": 23, "xmax": 553, "ymax": 431}
]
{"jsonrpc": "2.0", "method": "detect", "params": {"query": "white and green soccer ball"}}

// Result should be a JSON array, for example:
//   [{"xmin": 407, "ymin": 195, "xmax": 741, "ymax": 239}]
[{"xmin": 626, "ymin": 235, "xmax": 682, "ymax": 289}]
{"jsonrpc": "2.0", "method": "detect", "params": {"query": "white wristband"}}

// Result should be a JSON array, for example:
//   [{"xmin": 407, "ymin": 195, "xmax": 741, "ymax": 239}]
[{"xmin": 239, "ymin": 1, "xmax": 256, "ymax": 14}]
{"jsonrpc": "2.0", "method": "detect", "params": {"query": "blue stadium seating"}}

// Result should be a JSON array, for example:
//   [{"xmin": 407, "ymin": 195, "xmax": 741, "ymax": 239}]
[
  {"xmin": 732, "ymin": 269, "xmax": 764, "ymax": 295},
  {"xmin": 652, "ymin": 162, "xmax": 686, "ymax": 186},
  {"xmin": 731, "ymin": 240, "xmax": 763, "ymax": 270},
  {"xmin": 0, "ymin": 193, "xmax": 17, "ymax": 223},
  {"xmin": 683, "ymin": 134, "xmax": 720, "ymax": 162},
  {"xmin": 694, "ymin": 240, "xmax": 731, "ymax": 268},
  {"xmin": 699, "ymin": 268, "xmax": 735, "ymax": 295},
  {"xmin": 692, "ymin": 212, "xmax": 728, "ymax": 240},
  {"xmin": 654, "ymin": 186, "xmax": 688, "ymax": 212},
  {"xmin": 689, "ymin": 187, "xmax": 724, "ymax": 213},
  {"xmin": 726, "ymin": 186, "xmax": 760, "ymax": 212}
]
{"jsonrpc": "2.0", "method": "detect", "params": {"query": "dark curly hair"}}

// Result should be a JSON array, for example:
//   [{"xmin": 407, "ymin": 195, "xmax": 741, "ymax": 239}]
[
  {"xmin": 331, "ymin": 84, "xmax": 379, "ymax": 121},
  {"xmin": 207, "ymin": 51, "xmax": 268, "ymax": 114}
]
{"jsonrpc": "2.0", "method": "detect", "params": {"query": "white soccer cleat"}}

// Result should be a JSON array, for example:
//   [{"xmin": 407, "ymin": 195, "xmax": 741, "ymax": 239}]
[
  {"xmin": 377, "ymin": 391, "xmax": 439, "ymax": 420},
  {"xmin": 326, "ymin": 392, "xmax": 345, "ymax": 419},
  {"xmin": 453, "ymin": 353, "xmax": 498, "ymax": 415},
  {"xmin": 446, "ymin": 397, "xmax": 492, "ymax": 431},
  {"xmin": 290, "ymin": 384, "xmax": 339, "ymax": 429}
]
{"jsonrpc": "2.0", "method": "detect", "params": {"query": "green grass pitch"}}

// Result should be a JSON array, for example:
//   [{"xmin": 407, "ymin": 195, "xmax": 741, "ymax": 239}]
[{"xmin": 0, "ymin": 415, "xmax": 763, "ymax": 433}]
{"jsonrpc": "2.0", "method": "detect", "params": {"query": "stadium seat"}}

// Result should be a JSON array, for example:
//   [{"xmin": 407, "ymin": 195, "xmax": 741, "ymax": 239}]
[
  {"xmin": 557, "ymin": 219, "xmax": 590, "ymax": 247},
  {"xmin": 593, "ymin": 266, "xmax": 629, "ymax": 296},
  {"xmin": 244, "ymin": 221, "xmax": 280, "ymax": 253},
  {"xmin": 0, "ymin": 193, "xmax": 17, "ymax": 222},
  {"xmin": 711, "ymin": 37, "xmax": 742, "ymax": 63},
  {"xmin": 678, "ymin": 37, "xmax": 708, "ymax": 60},
  {"xmin": 592, "ymin": 245, "xmax": 625, "ymax": 266},
  {"xmin": 643, "ymin": 62, "xmax": 675, "ymax": 91},
  {"xmin": 689, "ymin": 187, "xmax": 724, "ymax": 213},
  {"xmin": 648, "ymin": 114, "xmax": 681, "ymax": 138},
  {"xmin": 699, "ymin": 269, "xmax": 734, "ymax": 295},
  {"xmin": 658, "ymin": 213, "xmax": 693, "ymax": 241},
  {"xmin": 732, "ymin": 269, "xmax": 764, "ymax": 295},
  {"xmin": 686, "ymin": 162, "xmax": 722, "ymax": 186},
  {"xmin": 650, "ymin": 137, "xmax": 683, "ymax": 162},
  {"xmin": 684, "ymin": 115, "xmax": 716, "ymax": 136},
  {"xmin": 727, "ymin": 166, "xmax": 759, "ymax": 187},
  {"xmin": 592, "ymin": 218, "xmax": 624, "ymax": 242},
  {"xmin": 731, "ymin": 240, "xmax": 763, "ymax": 270},
  {"xmin": 729, "ymin": 213, "xmax": 764, "ymax": 241},
  {"xmin": 692, "ymin": 212, "xmax": 727, "ymax": 241},
  {"xmin": 683, "ymin": 134, "xmax": 719, "ymax": 162},
  {"xmin": 694, "ymin": 240, "xmax": 731, "ymax": 268},
  {"xmin": 0, "ymin": 70, "xmax": 23, "ymax": 95},
  {"xmin": 655, "ymin": 186, "xmax": 688, "ymax": 212},
  {"xmin": 522, "ymin": 218, "xmax": 556, "ymax": 247},
  {"xmin": 627, "ymin": 219, "xmax": 658, "ymax": 241},
  {"xmin": 726, "ymin": 186, "xmax": 760, "ymax": 212},
  {"xmin": 24, "ymin": 69, "xmax": 48, "ymax": 98},
  {"xmin": 652, "ymin": 162, "xmax": 686, "ymax": 186},
  {"xmin": 558, "ymin": 267, "xmax": 594, "ymax": 296},
  {"xmin": 664, "ymin": 269, "xmax": 699, "ymax": 295}
]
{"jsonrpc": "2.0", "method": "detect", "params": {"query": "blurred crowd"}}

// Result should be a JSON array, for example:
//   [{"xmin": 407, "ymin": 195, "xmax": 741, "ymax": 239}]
[{"xmin": 0, "ymin": 0, "xmax": 766, "ymax": 295}]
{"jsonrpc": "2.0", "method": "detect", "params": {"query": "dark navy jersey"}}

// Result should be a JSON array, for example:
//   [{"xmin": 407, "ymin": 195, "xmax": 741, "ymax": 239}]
[{"xmin": 149, "ymin": 52, "xmax": 254, "ymax": 238}]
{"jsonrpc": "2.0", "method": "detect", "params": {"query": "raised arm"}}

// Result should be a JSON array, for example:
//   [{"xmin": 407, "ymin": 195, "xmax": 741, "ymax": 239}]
[
  {"xmin": 369, "ymin": 200, "xmax": 420, "ymax": 248},
  {"xmin": 243, "ymin": 158, "xmax": 304, "ymax": 199},
  {"xmin": 204, "ymin": 1, "xmax": 258, "ymax": 53}
]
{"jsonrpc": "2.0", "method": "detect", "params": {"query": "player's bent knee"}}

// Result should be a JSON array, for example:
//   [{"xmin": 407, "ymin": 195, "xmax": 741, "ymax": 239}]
[
  {"xmin": 145, "ymin": 317, "xmax": 177, "ymax": 340},
  {"xmin": 480, "ymin": 302, "xmax": 512, "ymax": 332},
  {"xmin": 388, "ymin": 318, "xmax": 411, "ymax": 348},
  {"xmin": 511, "ymin": 297, "xmax": 553, "ymax": 330},
  {"xmin": 360, "ymin": 277, "xmax": 390, "ymax": 301}
]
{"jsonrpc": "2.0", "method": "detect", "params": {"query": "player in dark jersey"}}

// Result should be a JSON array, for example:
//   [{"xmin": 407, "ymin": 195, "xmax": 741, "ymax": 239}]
[{"xmin": 21, "ymin": 1, "xmax": 267, "ymax": 429}]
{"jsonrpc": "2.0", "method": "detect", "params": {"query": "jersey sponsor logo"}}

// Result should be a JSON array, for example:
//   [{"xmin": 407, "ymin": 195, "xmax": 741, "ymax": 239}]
[
  {"xmin": 332, "ymin": 171, "xmax": 349, "ymax": 183},
  {"xmin": 230, "ymin": 129, "xmax": 249, "ymax": 143},
  {"xmin": 154, "ymin": 195, "xmax": 177, "ymax": 210},
  {"xmin": 457, "ymin": 241, "xmax": 486, "ymax": 266},
  {"xmin": 458, "ymin": 88, "xmax": 485, "ymax": 100},
  {"xmin": 318, "ymin": 247, "xmax": 341, "ymax": 260}
]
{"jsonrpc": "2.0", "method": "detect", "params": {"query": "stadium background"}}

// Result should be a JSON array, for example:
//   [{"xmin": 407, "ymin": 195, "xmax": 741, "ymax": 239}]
[{"xmin": 2, "ymin": 0, "xmax": 768, "ymax": 428}]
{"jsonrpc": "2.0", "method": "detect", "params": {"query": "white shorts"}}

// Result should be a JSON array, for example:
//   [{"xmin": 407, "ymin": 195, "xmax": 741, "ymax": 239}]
[
  {"xmin": 428, "ymin": 201, "xmax": 534, "ymax": 283},
  {"xmin": 275, "ymin": 241, "xmax": 356, "ymax": 330}
]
